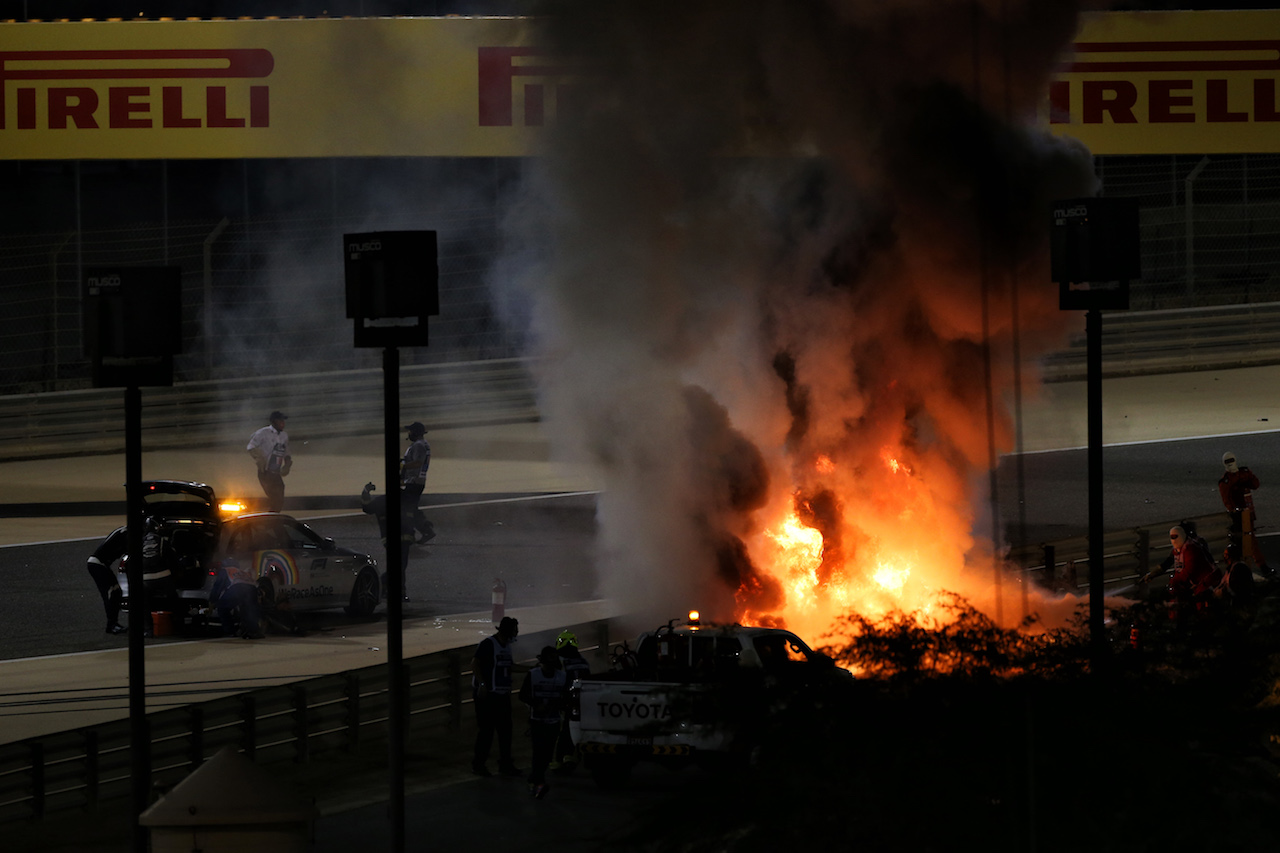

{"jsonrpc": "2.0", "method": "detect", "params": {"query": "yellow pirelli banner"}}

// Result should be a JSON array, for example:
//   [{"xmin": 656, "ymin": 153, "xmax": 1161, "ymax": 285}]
[
  {"xmin": 1, "ymin": 10, "xmax": 1278, "ymax": 159},
  {"xmin": 1050, "ymin": 10, "xmax": 1280, "ymax": 155},
  {"xmin": 0, "ymin": 16, "xmax": 555, "ymax": 159}
]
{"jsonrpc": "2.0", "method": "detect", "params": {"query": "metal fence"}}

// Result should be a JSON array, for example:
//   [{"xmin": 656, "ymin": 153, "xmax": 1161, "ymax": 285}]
[
  {"xmin": 0, "ymin": 357, "xmax": 538, "ymax": 461},
  {"xmin": 1008, "ymin": 512, "xmax": 1228, "ymax": 595},
  {"xmin": 1098, "ymin": 154, "xmax": 1280, "ymax": 309},
  {"xmin": 0, "ymin": 508, "xmax": 1235, "ymax": 826},
  {"xmin": 0, "ymin": 619, "xmax": 613, "ymax": 825},
  {"xmin": 0, "ymin": 159, "xmax": 523, "ymax": 396},
  {"xmin": 3, "ymin": 154, "xmax": 1280, "ymax": 396},
  {"xmin": 1040, "ymin": 301, "xmax": 1280, "ymax": 380}
]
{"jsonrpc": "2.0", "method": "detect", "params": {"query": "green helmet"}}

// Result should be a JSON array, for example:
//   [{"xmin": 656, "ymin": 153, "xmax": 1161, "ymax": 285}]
[{"xmin": 555, "ymin": 630, "xmax": 578, "ymax": 650}]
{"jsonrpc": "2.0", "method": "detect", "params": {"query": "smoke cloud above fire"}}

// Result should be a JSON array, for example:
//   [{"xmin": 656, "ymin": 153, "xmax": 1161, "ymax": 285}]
[{"xmin": 493, "ymin": 0, "xmax": 1100, "ymax": 636}]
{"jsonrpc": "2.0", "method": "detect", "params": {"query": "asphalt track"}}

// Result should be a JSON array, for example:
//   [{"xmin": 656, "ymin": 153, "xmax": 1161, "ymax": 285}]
[
  {"xmin": 4, "ymin": 368, "xmax": 1280, "ymax": 739},
  {"xmin": 4, "ymin": 365, "xmax": 1280, "ymax": 852}
]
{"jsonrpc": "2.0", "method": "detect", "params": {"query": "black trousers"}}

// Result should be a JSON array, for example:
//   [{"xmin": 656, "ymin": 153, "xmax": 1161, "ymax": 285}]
[
  {"xmin": 472, "ymin": 690, "xmax": 514, "ymax": 767},
  {"xmin": 258, "ymin": 470, "xmax": 285, "ymax": 512},
  {"xmin": 528, "ymin": 719, "xmax": 559, "ymax": 785},
  {"xmin": 87, "ymin": 561, "xmax": 122, "ymax": 625},
  {"xmin": 216, "ymin": 583, "xmax": 262, "ymax": 636},
  {"xmin": 401, "ymin": 482, "xmax": 433, "ymax": 537}
]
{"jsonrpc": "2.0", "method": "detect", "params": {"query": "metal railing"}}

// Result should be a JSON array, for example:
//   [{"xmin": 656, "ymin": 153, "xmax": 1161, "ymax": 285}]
[
  {"xmin": 0, "ymin": 357, "xmax": 539, "ymax": 461},
  {"xmin": 1007, "ymin": 512, "xmax": 1231, "ymax": 594},
  {"xmin": 0, "ymin": 503, "xmax": 1250, "ymax": 825},
  {"xmin": 1, "ymin": 301, "xmax": 1278, "ymax": 463},
  {"xmin": 1042, "ymin": 301, "xmax": 1280, "ymax": 381},
  {"xmin": 0, "ymin": 619, "xmax": 612, "ymax": 825}
]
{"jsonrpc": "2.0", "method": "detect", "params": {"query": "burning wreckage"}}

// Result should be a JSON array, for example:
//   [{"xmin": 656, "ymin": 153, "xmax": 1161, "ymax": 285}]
[{"xmin": 503, "ymin": 1, "xmax": 1101, "ymax": 647}]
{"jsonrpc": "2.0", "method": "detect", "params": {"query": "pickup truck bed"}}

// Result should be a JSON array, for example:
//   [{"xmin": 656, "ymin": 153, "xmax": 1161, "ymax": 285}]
[{"xmin": 570, "ymin": 619, "xmax": 852, "ymax": 785}]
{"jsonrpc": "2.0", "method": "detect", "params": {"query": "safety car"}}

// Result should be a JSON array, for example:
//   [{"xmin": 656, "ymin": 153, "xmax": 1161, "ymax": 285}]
[{"xmin": 118, "ymin": 480, "xmax": 382, "ymax": 623}]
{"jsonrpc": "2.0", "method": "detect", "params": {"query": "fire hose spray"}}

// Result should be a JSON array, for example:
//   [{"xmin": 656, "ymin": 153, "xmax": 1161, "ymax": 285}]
[{"xmin": 492, "ymin": 578, "xmax": 507, "ymax": 626}]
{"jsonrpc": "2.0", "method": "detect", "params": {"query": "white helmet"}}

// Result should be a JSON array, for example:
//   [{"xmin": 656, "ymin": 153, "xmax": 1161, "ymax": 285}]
[{"xmin": 1223, "ymin": 452, "xmax": 1239, "ymax": 473}]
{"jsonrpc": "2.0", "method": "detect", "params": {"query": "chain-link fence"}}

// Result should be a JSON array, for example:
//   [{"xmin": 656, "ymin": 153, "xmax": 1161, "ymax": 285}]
[
  {"xmin": 2, "ymin": 152, "xmax": 1280, "ymax": 395},
  {"xmin": 1100, "ymin": 153, "xmax": 1280, "ymax": 310},
  {"xmin": 0, "ymin": 203, "xmax": 519, "ymax": 395}
]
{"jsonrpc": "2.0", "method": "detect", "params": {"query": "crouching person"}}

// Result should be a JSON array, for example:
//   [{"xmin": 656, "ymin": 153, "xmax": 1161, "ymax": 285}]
[
  {"xmin": 210, "ymin": 560, "xmax": 263, "ymax": 639},
  {"xmin": 361, "ymin": 481, "xmax": 413, "ymax": 601}
]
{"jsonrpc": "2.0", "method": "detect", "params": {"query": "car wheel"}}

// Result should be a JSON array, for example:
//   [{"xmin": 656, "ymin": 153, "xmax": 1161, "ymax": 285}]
[{"xmin": 346, "ymin": 567, "xmax": 380, "ymax": 618}]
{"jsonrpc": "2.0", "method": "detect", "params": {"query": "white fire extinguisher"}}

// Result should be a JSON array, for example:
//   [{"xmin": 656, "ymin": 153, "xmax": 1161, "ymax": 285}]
[{"xmin": 492, "ymin": 578, "xmax": 507, "ymax": 625}]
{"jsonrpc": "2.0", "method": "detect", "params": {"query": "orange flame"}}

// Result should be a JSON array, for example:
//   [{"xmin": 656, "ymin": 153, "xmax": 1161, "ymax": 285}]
[{"xmin": 735, "ymin": 438, "xmax": 997, "ymax": 642}]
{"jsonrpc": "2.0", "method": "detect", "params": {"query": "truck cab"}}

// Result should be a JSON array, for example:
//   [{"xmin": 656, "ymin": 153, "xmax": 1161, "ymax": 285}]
[{"xmin": 571, "ymin": 614, "xmax": 852, "ymax": 785}]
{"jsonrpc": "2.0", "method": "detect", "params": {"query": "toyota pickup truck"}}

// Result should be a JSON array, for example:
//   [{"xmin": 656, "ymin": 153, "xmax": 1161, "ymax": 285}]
[{"xmin": 570, "ymin": 613, "xmax": 853, "ymax": 785}]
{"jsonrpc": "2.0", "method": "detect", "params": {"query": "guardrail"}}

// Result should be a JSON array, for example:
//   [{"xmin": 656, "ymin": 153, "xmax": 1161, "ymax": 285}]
[
  {"xmin": 2, "ymin": 302, "xmax": 1277, "ymax": 463},
  {"xmin": 0, "ymin": 357, "xmax": 540, "ymax": 462},
  {"xmin": 0, "ymin": 302, "xmax": 1279, "ymax": 460},
  {"xmin": 1007, "ymin": 512, "xmax": 1231, "ymax": 594},
  {"xmin": 0, "ymin": 505, "xmax": 1248, "ymax": 826},
  {"xmin": 1042, "ymin": 301, "xmax": 1280, "ymax": 381},
  {"xmin": 0, "ymin": 618, "xmax": 613, "ymax": 826}
]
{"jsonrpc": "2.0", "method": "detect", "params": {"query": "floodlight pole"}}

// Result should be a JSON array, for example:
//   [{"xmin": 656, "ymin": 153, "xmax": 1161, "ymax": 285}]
[
  {"xmin": 125, "ymin": 384, "xmax": 149, "ymax": 853},
  {"xmin": 343, "ymin": 230, "xmax": 437, "ymax": 853},
  {"xmin": 1050, "ymin": 197, "xmax": 1138, "ymax": 676},
  {"xmin": 1086, "ymin": 309, "xmax": 1106, "ymax": 672},
  {"xmin": 383, "ymin": 345, "xmax": 406, "ymax": 853}
]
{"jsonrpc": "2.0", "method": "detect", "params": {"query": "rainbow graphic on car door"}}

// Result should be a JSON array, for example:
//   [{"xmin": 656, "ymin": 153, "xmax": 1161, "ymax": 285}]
[{"xmin": 257, "ymin": 549, "xmax": 300, "ymax": 585}]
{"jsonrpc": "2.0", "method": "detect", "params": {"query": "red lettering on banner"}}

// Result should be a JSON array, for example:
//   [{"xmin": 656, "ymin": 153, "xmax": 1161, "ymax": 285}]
[
  {"xmin": 477, "ymin": 46, "xmax": 571, "ymax": 127},
  {"xmin": 162, "ymin": 86, "xmax": 200, "ymax": 128},
  {"xmin": 1048, "ymin": 80, "xmax": 1071, "ymax": 124},
  {"xmin": 1055, "ymin": 38, "xmax": 1280, "ymax": 132},
  {"xmin": 1255, "ymin": 79, "xmax": 1280, "ymax": 121},
  {"xmin": 1083, "ymin": 81, "xmax": 1138, "ymax": 124},
  {"xmin": 206, "ymin": 87, "xmax": 245, "ymax": 127},
  {"xmin": 48, "ymin": 87, "xmax": 98, "ymax": 129},
  {"xmin": 1057, "ymin": 77, "xmax": 1280, "ymax": 124},
  {"xmin": 0, "ymin": 48, "xmax": 273, "ymax": 131},
  {"xmin": 108, "ymin": 86, "xmax": 151, "ymax": 128},
  {"xmin": 15, "ymin": 87, "xmax": 33, "ymax": 129},
  {"xmin": 1206, "ymin": 79, "xmax": 1248, "ymax": 122},
  {"xmin": 1149, "ymin": 79, "xmax": 1195, "ymax": 123},
  {"xmin": 249, "ymin": 85, "xmax": 269, "ymax": 127}
]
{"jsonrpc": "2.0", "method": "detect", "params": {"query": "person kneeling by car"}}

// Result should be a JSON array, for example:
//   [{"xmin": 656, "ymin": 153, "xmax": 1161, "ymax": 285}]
[
  {"xmin": 210, "ymin": 560, "xmax": 264, "ymax": 639},
  {"xmin": 361, "ymin": 482, "xmax": 415, "ymax": 601}
]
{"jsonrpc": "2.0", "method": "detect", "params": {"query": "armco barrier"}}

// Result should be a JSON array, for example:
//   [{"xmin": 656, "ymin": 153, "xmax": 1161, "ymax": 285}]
[
  {"xmin": 1006, "ymin": 512, "xmax": 1229, "ymax": 594},
  {"xmin": 0, "ymin": 619, "xmax": 612, "ymax": 826},
  {"xmin": 4, "ymin": 303, "xmax": 1280, "ymax": 462},
  {"xmin": 2, "ymin": 304, "xmax": 1280, "ymax": 460},
  {"xmin": 0, "ymin": 507, "xmax": 1249, "ymax": 826},
  {"xmin": 0, "ymin": 357, "xmax": 540, "ymax": 462},
  {"xmin": 1042, "ymin": 301, "xmax": 1280, "ymax": 381}
]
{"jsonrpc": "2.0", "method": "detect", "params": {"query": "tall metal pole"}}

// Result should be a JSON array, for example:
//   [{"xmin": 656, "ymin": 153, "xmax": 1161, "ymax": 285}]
[
  {"xmin": 1086, "ymin": 309, "xmax": 1106, "ymax": 670},
  {"xmin": 383, "ymin": 346, "xmax": 405, "ymax": 853},
  {"xmin": 125, "ymin": 384, "xmax": 148, "ymax": 853}
]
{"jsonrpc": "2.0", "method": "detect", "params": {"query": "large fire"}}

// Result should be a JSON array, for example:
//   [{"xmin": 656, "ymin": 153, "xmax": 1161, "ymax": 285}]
[
  {"xmin": 510, "ymin": 1, "xmax": 1097, "ymax": 645},
  {"xmin": 737, "ymin": 444, "xmax": 973, "ymax": 642}
]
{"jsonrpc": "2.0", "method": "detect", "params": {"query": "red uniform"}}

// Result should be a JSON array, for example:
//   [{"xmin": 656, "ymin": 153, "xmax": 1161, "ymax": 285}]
[
  {"xmin": 1219, "ymin": 467, "xmax": 1260, "ymax": 514},
  {"xmin": 1169, "ymin": 539, "xmax": 1219, "ymax": 599},
  {"xmin": 1219, "ymin": 464, "xmax": 1271, "ymax": 574}
]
